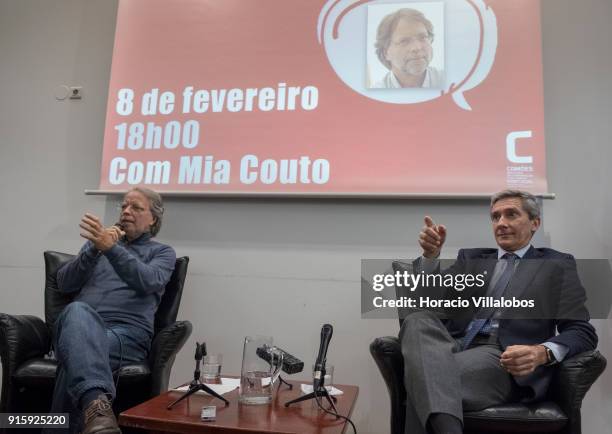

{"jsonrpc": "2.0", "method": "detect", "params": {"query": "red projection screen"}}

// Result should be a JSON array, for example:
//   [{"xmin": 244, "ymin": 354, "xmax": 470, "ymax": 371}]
[{"xmin": 96, "ymin": 0, "xmax": 549, "ymax": 197}]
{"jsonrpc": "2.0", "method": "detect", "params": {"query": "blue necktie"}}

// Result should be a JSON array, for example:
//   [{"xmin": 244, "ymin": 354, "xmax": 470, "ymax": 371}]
[{"xmin": 461, "ymin": 253, "xmax": 517, "ymax": 350}]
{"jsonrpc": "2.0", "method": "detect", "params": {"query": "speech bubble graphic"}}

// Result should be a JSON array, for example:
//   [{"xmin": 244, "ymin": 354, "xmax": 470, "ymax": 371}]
[{"xmin": 317, "ymin": 0, "xmax": 498, "ymax": 110}]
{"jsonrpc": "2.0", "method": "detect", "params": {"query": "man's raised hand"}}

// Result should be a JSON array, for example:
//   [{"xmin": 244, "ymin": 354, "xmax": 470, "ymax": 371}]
[
  {"xmin": 79, "ymin": 213, "xmax": 124, "ymax": 252},
  {"xmin": 418, "ymin": 216, "xmax": 447, "ymax": 258}
]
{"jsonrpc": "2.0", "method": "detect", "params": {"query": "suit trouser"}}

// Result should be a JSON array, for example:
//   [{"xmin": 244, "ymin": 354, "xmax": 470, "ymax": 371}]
[{"xmin": 400, "ymin": 311, "xmax": 521, "ymax": 434}]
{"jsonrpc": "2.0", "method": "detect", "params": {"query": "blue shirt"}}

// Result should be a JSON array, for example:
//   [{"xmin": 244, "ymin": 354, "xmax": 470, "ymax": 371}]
[{"xmin": 56, "ymin": 233, "xmax": 176, "ymax": 336}]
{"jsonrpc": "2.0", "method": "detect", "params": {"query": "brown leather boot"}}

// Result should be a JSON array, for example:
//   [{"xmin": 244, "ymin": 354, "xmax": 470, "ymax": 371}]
[{"xmin": 81, "ymin": 394, "xmax": 121, "ymax": 434}]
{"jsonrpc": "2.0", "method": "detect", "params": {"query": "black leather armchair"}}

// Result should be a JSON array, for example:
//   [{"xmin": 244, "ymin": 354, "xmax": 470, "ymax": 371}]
[
  {"xmin": 370, "ymin": 260, "xmax": 607, "ymax": 434},
  {"xmin": 0, "ymin": 251, "xmax": 193, "ymax": 420},
  {"xmin": 371, "ymin": 336, "xmax": 606, "ymax": 434}
]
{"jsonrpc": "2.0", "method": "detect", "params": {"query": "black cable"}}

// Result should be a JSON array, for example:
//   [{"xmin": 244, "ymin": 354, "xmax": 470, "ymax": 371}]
[{"xmin": 313, "ymin": 382, "xmax": 357, "ymax": 434}]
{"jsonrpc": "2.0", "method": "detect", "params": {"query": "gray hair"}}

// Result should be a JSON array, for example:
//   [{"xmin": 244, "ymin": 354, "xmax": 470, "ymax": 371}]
[
  {"xmin": 490, "ymin": 190, "xmax": 540, "ymax": 220},
  {"xmin": 375, "ymin": 8, "xmax": 434, "ymax": 70},
  {"xmin": 128, "ymin": 187, "xmax": 164, "ymax": 236}
]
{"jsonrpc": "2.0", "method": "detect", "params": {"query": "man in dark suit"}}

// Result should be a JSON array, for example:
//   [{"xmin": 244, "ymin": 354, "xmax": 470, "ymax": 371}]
[{"xmin": 401, "ymin": 190, "xmax": 597, "ymax": 434}]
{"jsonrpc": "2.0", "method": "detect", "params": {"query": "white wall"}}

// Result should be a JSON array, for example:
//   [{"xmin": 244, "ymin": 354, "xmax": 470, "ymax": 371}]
[{"xmin": 0, "ymin": 0, "xmax": 610, "ymax": 433}]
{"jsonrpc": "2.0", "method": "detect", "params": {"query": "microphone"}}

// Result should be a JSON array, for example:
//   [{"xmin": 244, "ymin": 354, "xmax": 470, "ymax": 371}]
[
  {"xmin": 194, "ymin": 342, "xmax": 203, "ymax": 382},
  {"xmin": 313, "ymin": 324, "xmax": 333, "ymax": 390},
  {"xmin": 113, "ymin": 222, "xmax": 127, "ymax": 241},
  {"xmin": 256, "ymin": 345, "xmax": 304, "ymax": 375},
  {"xmin": 113, "ymin": 222, "xmax": 126, "ymax": 242}
]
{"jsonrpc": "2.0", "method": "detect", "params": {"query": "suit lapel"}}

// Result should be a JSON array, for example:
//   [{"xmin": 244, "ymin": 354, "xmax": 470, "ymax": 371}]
[
  {"xmin": 504, "ymin": 246, "xmax": 544, "ymax": 300},
  {"xmin": 477, "ymin": 250, "xmax": 498, "ymax": 290}
]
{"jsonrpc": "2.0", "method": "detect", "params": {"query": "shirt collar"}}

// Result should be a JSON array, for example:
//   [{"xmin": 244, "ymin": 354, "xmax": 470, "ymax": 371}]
[
  {"xmin": 387, "ymin": 71, "xmax": 401, "ymax": 88},
  {"xmin": 123, "ymin": 232, "xmax": 153, "ymax": 245},
  {"xmin": 388, "ymin": 68, "xmax": 431, "ymax": 88},
  {"xmin": 498, "ymin": 244, "xmax": 531, "ymax": 259},
  {"xmin": 422, "ymin": 68, "xmax": 433, "ymax": 87}
]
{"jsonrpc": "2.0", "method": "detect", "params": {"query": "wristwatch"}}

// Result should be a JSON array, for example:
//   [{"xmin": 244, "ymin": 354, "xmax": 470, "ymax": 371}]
[{"xmin": 544, "ymin": 346, "xmax": 557, "ymax": 366}]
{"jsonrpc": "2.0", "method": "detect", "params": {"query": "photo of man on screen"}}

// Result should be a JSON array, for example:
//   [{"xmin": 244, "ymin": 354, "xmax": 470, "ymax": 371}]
[{"xmin": 372, "ymin": 8, "xmax": 444, "ymax": 89}]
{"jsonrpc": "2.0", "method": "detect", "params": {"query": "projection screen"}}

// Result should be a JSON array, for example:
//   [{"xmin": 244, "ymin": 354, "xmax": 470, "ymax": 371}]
[{"xmin": 96, "ymin": 0, "xmax": 549, "ymax": 197}]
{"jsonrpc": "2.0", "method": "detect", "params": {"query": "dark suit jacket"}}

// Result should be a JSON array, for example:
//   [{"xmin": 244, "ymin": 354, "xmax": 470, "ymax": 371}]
[{"xmin": 415, "ymin": 246, "xmax": 598, "ymax": 401}]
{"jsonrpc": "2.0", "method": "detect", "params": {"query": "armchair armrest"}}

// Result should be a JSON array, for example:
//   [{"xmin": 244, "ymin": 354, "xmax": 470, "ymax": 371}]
[
  {"xmin": 552, "ymin": 350, "xmax": 607, "ymax": 411},
  {"xmin": 148, "ymin": 320, "xmax": 192, "ymax": 395},
  {"xmin": 0, "ymin": 314, "xmax": 51, "ymax": 411},
  {"xmin": 550, "ymin": 350, "xmax": 607, "ymax": 434},
  {"xmin": 370, "ymin": 336, "xmax": 406, "ymax": 434},
  {"xmin": 0, "ymin": 314, "xmax": 51, "ymax": 371}
]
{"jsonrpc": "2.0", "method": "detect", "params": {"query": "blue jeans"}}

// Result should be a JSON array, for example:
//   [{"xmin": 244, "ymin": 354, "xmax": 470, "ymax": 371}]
[{"xmin": 48, "ymin": 302, "xmax": 151, "ymax": 433}]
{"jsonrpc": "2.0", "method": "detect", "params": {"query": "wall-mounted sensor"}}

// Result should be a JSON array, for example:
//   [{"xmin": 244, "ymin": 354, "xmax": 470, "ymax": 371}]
[{"xmin": 69, "ymin": 86, "xmax": 83, "ymax": 100}]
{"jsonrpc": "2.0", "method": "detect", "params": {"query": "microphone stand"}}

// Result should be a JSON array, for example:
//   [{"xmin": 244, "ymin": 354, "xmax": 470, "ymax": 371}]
[
  {"xmin": 167, "ymin": 342, "xmax": 229, "ymax": 409},
  {"xmin": 284, "ymin": 364, "xmax": 338, "ymax": 417}
]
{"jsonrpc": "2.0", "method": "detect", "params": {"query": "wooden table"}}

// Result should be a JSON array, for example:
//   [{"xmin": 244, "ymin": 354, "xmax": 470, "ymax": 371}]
[{"xmin": 119, "ymin": 380, "xmax": 359, "ymax": 434}]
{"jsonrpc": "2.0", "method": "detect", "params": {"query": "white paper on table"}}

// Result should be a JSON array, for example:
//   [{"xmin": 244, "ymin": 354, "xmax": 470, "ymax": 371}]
[
  {"xmin": 300, "ymin": 383, "xmax": 344, "ymax": 396},
  {"xmin": 172, "ymin": 377, "xmax": 240, "ymax": 396}
]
